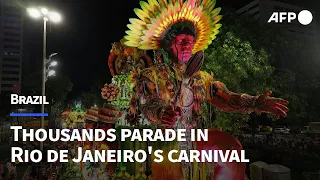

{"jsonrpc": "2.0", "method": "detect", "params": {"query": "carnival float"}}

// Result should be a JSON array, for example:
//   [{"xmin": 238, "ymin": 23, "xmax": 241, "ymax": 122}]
[
  {"xmin": 61, "ymin": 0, "xmax": 289, "ymax": 179},
  {"xmin": 61, "ymin": 99, "xmax": 86, "ymax": 129}
]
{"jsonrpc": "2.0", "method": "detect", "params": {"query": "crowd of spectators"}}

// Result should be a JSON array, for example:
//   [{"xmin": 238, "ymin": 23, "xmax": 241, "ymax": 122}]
[
  {"xmin": 238, "ymin": 134, "xmax": 320, "ymax": 168},
  {"xmin": 0, "ymin": 162, "xmax": 17, "ymax": 180}
]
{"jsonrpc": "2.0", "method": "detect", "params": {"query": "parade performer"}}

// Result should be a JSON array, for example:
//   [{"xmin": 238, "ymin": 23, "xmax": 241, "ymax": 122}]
[
  {"xmin": 121, "ymin": 0, "xmax": 289, "ymax": 179},
  {"xmin": 108, "ymin": 38, "xmax": 153, "ymax": 76}
]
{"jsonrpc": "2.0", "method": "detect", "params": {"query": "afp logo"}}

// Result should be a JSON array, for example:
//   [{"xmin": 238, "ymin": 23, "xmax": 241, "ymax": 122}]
[{"xmin": 268, "ymin": 10, "xmax": 313, "ymax": 25}]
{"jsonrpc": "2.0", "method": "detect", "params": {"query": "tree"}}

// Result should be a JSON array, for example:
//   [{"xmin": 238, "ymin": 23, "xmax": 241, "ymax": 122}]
[
  {"xmin": 230, "ymin": 12, "xmax": 320, "ymax": 125},
  {"xmin": 46, "ymin": 75, "xmax": 73, "ymax": 128},
  {"xmin": 203, "ymin": 30, "xmax": 273, "ymax": 133},
  {"xmin": 202, "ymin": 11, "xmax": 320, "ymax": 133},
  {"xmin": 81, "ymin": 84, "xmax": 106, "ymax": 109},
  {"xmin": 81, "ymin": 91, "xmax": 95, "ymax": 109}
]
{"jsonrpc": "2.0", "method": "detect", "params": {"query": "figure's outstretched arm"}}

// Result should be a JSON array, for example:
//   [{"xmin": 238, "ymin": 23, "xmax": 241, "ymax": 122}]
[{"xmin": 206, "ymin": 81, "xmax": 289, "ymax": 118}]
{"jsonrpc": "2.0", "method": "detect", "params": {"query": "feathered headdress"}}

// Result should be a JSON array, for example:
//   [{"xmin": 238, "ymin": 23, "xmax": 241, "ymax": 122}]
[{"xmin": 124, "ymin": 0, "xmax": 222, "ymax": 54}]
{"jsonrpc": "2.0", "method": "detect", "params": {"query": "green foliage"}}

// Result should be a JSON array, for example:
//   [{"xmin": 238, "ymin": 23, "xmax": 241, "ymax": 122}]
[
  {"xmin": 47, "ymin": 75, "xmax": 73, "ymax": 103},
  {"xmin": 202, "ymin": 11, "xmax": 320, "ymax": 132},
  {"xmin": 81, "ymin": 85, "xmax": 105, "ymax": 108},
  {"xmin": 204, "ymin": 31, "xmax": 274, "ymax": 94},
  {"xmin": 82, "ymin": 91, "xmax": 95, "ymax": 109},
  {"xmin": 203, "ymin": 28, "xmax": 273, "ymax": 132},
  {"xmin": 46, "ymin": 75, "xmax": 73, "ymax": 127}
]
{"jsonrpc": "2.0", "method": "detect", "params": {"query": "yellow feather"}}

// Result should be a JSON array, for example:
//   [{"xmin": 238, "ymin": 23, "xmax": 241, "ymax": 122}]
[
  {"xmin": 124, "ymin": 0, "xmax": 222, "ymax": 50},
  {"xmin": 207, "ymin": 1, "xmax": 214, "ymax": 11},
  {"xmin": 186, "ymin": 12, "xmax": 191, "ymax": 19},
  {"xmin": 174, "ymin": 2, "xmax": 180, "ymax": 11},
  {"xmin": 140, "ymin": 35, "xmax": 150, "ymax": 42},
  {"xmin": 173, "ymin": 13, "xmax": 178, "ymax": 21},
  {"xmin": 167, "ymin": 2, "xmax": 174, "ymax": 15},
  {"xmin": 148, "ymin": 0, "xmax": 159, "ymax": 7},
  {"xmin": 139, "ymin": 43, "xmax": 153, "ymax": 49},
  {"xmin": 150, "ymin": 17, "xmax": 157, "ymax": 23},
  {"xmin": 202, "ymin": 0, "xmax": 209, "ymax": 8},
  {"xmin": 213, "ymin": 15, "xmax": 222, "ymax": 24},
  {"xmin": 159, "ymin": 0, "xmax": 168, "ymax": 9},
  {"xmin": 190, "ymin": 9, "xmax": 195, "ymax": 16},
  {"xmin": 127, "ymin": 24, "xmax": 143, "ymax": 31},
  {"xmin": 211, "ymin": 7, "xmax": 221, "ymax": 17},
  {"xmin": 212, "ymin": 29, "xmax": 219, "ymax": 36},
  {"xmin": 214, "ymin": 23, "xmax": 222, "ymax": 29},
  {"xmin": 129, "ymin": 18, "xmax": 146, "ymax": 26},
  {"xmin": 141, "ymin": 1, "xmax": 157, "ymax": 18},
  {"xmin": 126, "ymin": 30, "xmax": 143, "ymax": 37},
  {"xmin": 123, "ymin": 37, "xmax": 139, "ymax": 47},
  {"xmin": 148, "ymin": 0, "xmax": 160, "ymax": 12},
  {"xmin": 125, "ymin": 42, "xmax": 139, "ymax": 47},
  {"xmin": 212, "ymin": 0, "xmax": 216, "ymax": 8},
  {"xmin": 188, "ymin": 5, "xmax": 192, "ymax": 11},
  {"xmin": 140, "ymin": 1, "xmax": 150, "ymax": 11},
  {"xmin": 134, "ymin": 8, "xmax": 151, "ymax": 23},
  {"xmin": 204, "ymin": 0, "xmax": 215, "ymax": 11},
  {"xmin": 123, "ymin": 35, "xmax": 131, "ymax": 42}
]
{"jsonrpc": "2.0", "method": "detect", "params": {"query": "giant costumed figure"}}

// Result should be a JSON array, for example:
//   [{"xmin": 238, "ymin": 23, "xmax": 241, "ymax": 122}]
[
  {"xmin": 122, "ymin": 0, "xmax": 289, "ymax": 179},
  {"xmin": 86, "ymin": 0, "xmax": 289, "ymax": 179}
]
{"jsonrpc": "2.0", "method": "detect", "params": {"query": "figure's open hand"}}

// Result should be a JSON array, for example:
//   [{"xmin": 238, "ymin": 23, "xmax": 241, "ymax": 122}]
[
  {"xmin": 160, "ymin": 106, "xmax": 181, "ymax": 128},
  {"xmin": 256, "ymin": 91, "xmax": 289, "ymax": 119}
]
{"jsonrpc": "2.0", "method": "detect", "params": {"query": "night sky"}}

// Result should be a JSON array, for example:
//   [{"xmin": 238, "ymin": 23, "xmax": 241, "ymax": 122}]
[{"xmin": 22, "ymin": 0, "xmax": 319, "ymax": 99}]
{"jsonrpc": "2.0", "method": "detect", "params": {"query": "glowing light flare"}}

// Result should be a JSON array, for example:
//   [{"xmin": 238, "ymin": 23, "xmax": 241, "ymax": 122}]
[
  {"xmin": 41, "ymin": 8, "xmax": 48, "ymax": 15},
  {"xmin": 27, "ymin": 8, "xmax": 41, "ymax": 18},
  {"xmin": 50, "ymin": 61, "xmax": 58, "ymax": 67},
  {"xmin": 48, "ymin": 70, "xmax": 56, "ymax": 77},
  {"xmin": 48, "ymin": 12, "xmax": 61, "ymax": 23}
]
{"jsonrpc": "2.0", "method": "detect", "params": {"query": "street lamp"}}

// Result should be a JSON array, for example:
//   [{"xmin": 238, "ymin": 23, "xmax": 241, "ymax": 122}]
[
  {"xmin": 50, "ymin": 61, "xmax": 58, "ymax": 67},
  {"xmin": 40, "ymin": 8, "xmax": 48, "ymax": 15},
  {"xmin": 47, "ymin": 70, "xmax": 56, "ymax": 77},
  {"xmin": 27, "ymin": 7, "xmax": 61, "ymax": 151},
  {"xmin": 49, "ymin": 52, "xmax": 58, "ymax": 59},
  {"xmin": 27, "ymin": 8, "xmax": 41, "ymax": 18},
  {"xmin": 46, "ymin": 53, "xmax": 58, "ymax": 81}
]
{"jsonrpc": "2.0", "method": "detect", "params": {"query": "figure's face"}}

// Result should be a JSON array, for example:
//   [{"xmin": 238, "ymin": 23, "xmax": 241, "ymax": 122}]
[{"xmin": 171, "ymin": 34, "xmax": 195, "ymax": 63}]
